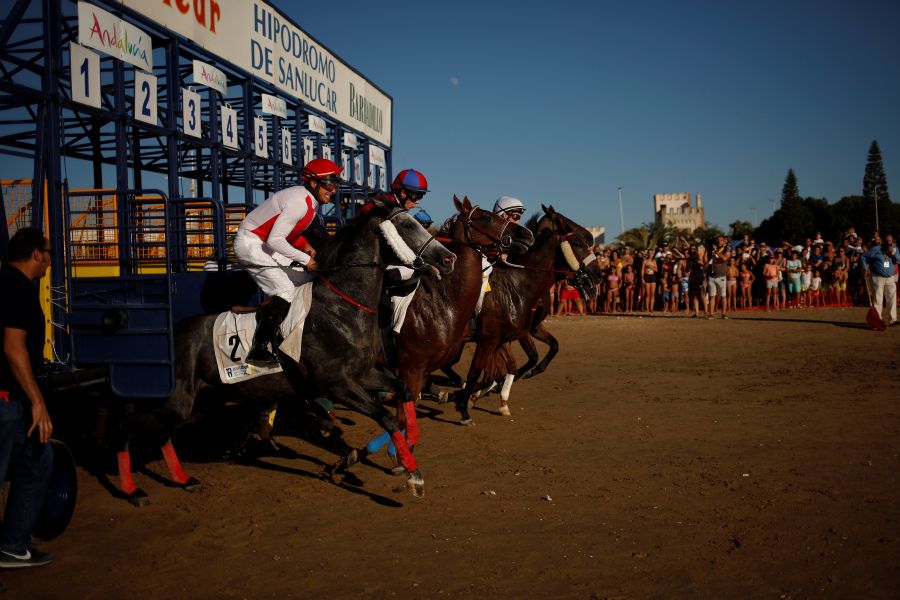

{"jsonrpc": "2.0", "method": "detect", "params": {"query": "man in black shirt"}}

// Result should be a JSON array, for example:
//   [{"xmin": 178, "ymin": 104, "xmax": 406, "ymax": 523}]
[{"xmin": 0, "ymin": 227, "xmax": 55, "ymax": 569}]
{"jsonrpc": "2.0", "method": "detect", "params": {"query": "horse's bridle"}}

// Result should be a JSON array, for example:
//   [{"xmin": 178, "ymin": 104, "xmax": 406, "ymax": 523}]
[
  {"xmin": 385, "ymin": 207, "xmax": 440, "ymax": 271},
  {"xmin": 453, "ymin": 205, "xmax": 516, "ymax": 253}
]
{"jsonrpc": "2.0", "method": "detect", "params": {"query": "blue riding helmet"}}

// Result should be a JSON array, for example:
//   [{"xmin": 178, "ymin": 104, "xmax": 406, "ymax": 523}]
[{"xmin": 413, "ymin": 209, "xmax": 434, "ymax": 227}]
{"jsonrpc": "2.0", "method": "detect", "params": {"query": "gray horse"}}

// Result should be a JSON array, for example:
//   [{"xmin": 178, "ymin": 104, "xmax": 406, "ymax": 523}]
[{"xmin": 116, "ymin": 197, "xmax": 456, "ymax": 504}]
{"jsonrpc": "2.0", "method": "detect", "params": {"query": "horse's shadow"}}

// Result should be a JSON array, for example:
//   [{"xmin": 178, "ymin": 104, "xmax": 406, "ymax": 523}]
[{"xmin": 245, "ymin": 454, "xmax": 403, "ymax": 507}]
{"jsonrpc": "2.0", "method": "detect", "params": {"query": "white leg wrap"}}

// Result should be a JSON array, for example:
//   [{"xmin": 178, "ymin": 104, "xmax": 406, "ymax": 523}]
[{"xmin": 500, "ymin": 373, "xmax": 514, "ymax": 402}]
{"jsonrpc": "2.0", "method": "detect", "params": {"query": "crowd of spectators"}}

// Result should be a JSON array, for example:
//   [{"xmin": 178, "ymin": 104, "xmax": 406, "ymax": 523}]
[{"xmin": 550, "ymin": 228, "xmax": 899, "ymax": 322}]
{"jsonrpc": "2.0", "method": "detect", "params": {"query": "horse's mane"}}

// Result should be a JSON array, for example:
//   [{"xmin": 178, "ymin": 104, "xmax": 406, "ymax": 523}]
[{"xmin": 314, "ymin": 207, "xmax": 383, "ymax": 270}]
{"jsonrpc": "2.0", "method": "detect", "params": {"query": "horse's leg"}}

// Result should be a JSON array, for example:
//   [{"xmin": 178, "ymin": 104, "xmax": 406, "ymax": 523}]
[
  {"xmin": 496, "ymin": 345, "xmax": 516, "ymax": 416},
  {"xmin": 454, "ymin": 340, "xmax": 498, "ymax": 425},
  {"xmin": 332, "ymin": 379, "xmax": 425, "ymax": 497},
  {"xmin": 115, "ymin": 447, "xmax": 149, "ymax": 507},
  {"xmin": 160, "ymin": 440, "xmax": 201, "ymax": 490},
  {"xmin": 515, "ymin": 335, "xmax": 540, "ymax": 380},
  {"xmin": 524, "ymin": 324, "xmax": 559, "ymax": 378}
]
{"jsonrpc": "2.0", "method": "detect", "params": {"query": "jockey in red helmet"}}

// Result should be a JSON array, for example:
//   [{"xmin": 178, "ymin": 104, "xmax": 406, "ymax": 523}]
[{"xmin": 233, "ymin": 157, "xmax": 342, "ymax": 367}]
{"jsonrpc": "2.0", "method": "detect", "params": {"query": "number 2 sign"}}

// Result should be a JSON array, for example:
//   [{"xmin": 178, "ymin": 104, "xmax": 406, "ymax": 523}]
[{"xmin": 134, "ymin": 70, "xmax": 157, "ymax": 125}]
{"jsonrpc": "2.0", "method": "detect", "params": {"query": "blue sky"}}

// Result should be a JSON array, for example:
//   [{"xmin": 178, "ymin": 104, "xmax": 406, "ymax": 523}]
[{"xmin": 291, "ymin": 0, "xmax": 900, "ymax": 236}]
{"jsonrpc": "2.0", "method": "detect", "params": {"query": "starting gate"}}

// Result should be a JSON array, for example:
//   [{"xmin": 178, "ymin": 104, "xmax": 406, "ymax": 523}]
[{"xmin": 0, "ymin": 0, "xmax": 393, "ymax": 398}]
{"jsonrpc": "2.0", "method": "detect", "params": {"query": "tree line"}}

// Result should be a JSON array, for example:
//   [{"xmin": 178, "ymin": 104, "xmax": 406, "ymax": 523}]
[{"xmin": 617, "ymin": 140, "xmax": 895, "ymax": 249}]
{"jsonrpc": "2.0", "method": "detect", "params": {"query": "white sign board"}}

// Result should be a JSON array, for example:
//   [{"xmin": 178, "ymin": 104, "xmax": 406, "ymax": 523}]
[
  {"xmin": 343, "ymin": 131, "xmax": 357, "ymax": 149},
  {"xmin": 182, "ymin": 88, "xmax": 202, "ymax": 138},
  {"xmin": 70, "ymin": 42, "xmax": 101, "ymax": 108},
  {"xmin": 254, "ymin": 116, "xmax": 268, "ymax": 158},
  {"xmin": 118, "ymin": 0, "xmax": 392, "ymax": 146},
  {"xmin": 221, "ymin": 104, "xmax": 238, "ymax": 149},
  {"xmin": 134, "ymin": 70, "xmax": 158, "ymax": 125},
  {"xmin": 368, "ymin": 144, "xmax": 386, "ymax": 168},
  {"xmin": 307, "ymin": 114, "xmax": 327, "ymax": 136},
  {"xmin": 302, "ymin": 137, "xmax": 315, "ymax": 161},
  {"xmin": 78, "ymin": 1, "xmax": 153, "ymax": 72},
  {"xmin": 193, "ymin": 60, "xmax": 228, "ymax": 94},
  {"xmin": 261, "ymin": 94, "xmax": 287, "ymax": 119},
  {"xmin": 281, "ymin": 127, "xmax": 292, "ymax": 165}
]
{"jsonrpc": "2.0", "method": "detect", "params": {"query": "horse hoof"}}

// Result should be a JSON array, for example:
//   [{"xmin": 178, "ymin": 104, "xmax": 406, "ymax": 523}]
[
  {"xmin": 499, "ymin": 404, "xmax": 511, "ymax": 416},
  {"xmin": 127, "ymin": 488, "xmax": 150, "ymax": 507},
  {"xmin": 179, "ymin": 477, "xmax": 202, "ymax": 492},
  {"xmin": 460, "ymin": 417, "xmax": 474, "ymax": 427},
  {"xmin": 436, "ymin": 391, "xmax": 450, "ymax": 404},
  {"xmin": 344, "ymin": 448, "xmax": 360, "ymax": 470},
  {"xmin": 406, "ymin": 470, "xmax": 425, "ymax": 498}
]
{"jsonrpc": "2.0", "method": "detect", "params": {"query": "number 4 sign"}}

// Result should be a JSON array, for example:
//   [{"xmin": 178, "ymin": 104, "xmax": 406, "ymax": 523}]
[{"xmin": 221, "ymin": 104, "xmax": 238, "ymax": 149}]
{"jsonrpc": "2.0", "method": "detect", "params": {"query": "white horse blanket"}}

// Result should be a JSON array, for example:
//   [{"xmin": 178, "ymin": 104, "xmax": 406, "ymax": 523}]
[{"xmin": 212, "ymin": 282, "xmax": 313, "ymax": 384}]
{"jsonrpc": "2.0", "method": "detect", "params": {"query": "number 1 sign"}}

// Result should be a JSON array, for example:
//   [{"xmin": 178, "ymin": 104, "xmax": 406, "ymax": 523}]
[{"xmin": 70, "ymin": 43, "xmax": 101, "ymax": 109}]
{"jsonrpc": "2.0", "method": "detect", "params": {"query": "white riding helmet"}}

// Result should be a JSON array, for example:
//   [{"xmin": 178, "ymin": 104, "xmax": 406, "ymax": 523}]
[{"xmin": 493, "ymin": 195, "xmax": 525, "ymax": 216}]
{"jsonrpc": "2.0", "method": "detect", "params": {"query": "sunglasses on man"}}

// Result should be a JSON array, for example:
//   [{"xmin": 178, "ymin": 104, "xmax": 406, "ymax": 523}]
[{"xmin": 507, "ymin": 211, "xmax": 523, "ymax": 221}]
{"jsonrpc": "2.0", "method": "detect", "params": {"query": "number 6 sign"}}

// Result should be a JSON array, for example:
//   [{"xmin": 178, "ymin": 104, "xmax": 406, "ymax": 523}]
[{"xmin": 281, "ymin": 127, "xmax": 292, "ymax": 165}]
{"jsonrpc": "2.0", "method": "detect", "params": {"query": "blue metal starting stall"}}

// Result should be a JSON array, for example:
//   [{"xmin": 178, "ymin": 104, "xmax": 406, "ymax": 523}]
[{"xmin": 0, "ymin": 0, "xmax": 393, "ymax": 398}]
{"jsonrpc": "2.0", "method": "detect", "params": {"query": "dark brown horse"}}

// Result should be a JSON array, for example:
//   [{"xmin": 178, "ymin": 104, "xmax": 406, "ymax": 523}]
[
  {"xmin": 450, "ymin": 205, "xmax": 595, "ymax": 424},
  {"xmin": 350, "ymin": 196, "xmax": 534, "ymax": 468}
]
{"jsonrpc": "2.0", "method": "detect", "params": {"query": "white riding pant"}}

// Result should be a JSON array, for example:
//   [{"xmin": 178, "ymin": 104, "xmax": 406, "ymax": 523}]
[{"xmin": 234, "ymin": 229, "xmax": 314, "ymax": 302}]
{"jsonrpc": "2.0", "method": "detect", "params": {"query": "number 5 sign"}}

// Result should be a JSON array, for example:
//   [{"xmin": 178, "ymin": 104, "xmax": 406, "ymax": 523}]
[
  {"xmin": 254, "ymin": 117, "xmax": 268, "ymax": 158},
  {"xmin": 134, "ymin": 70, "xmax": 157, "ymax": 125}
]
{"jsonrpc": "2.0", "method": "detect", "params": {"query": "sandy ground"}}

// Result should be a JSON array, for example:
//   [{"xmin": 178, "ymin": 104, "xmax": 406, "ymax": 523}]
[{"xmin": 3, "ymin": 307, "xmax": 900, "ymax": 599}]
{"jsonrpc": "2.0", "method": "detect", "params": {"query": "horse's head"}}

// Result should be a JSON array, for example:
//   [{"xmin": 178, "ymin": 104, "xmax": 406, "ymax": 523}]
[
  {"xmin": 371, "ymin": 196, "xmax": 456, "ymax": 278},
  {"xmin": 447, "ymin": 195, "xmax": 535, "ymax": 254},
  {"xmin": 537, "ymin": 204, "xmax": 598, "ymax": 299}
]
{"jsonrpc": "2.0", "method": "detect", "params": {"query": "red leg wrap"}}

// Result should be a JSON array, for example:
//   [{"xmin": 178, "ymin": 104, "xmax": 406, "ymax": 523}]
[
  {"xmin": 390, "ymin": 430, "xmax": 418, "ymax": 473},
  {"xmin": 161, "ymin": 441, "xmax": 190, "ymax": 484},
  {"xmin": 117, "ymin": 451, "xmax": 138, "ymax": 495},
  {"xmin": 403, "ymin": 402, "xmax": 420, "ymax": 448}
]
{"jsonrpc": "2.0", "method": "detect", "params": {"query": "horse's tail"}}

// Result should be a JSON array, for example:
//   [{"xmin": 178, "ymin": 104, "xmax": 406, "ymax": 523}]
[{"xmin": 484, "ymin": 343, "xmax": 516, "ymax": 383}]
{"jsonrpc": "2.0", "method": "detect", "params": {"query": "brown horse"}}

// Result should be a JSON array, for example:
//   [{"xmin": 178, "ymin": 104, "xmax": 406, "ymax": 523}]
[
  {"xmin": 350, "ymin": 196, "xmax": 534, "ymax": 468},
  {"xmin": 451, "ymin": 205, "xmax": 596, "ymax": 424}
]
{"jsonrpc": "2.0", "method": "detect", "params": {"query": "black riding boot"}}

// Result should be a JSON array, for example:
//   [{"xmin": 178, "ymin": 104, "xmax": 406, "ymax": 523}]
[{"xmin": 246, "ymin": 296, "xmax": 291, "ymax": 368}]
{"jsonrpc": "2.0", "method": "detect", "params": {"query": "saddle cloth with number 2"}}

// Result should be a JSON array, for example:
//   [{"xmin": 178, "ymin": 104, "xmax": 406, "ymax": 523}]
[{"xmin": 212, "ymin": 282, "xmax": 313, "ymax": 384}]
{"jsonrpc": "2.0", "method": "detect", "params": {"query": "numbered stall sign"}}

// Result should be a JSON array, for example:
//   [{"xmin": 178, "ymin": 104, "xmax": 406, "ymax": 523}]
[
  {"xmin": 70, "ymin": 43, "xmax": 101, "ymax": 109},
  {"xmin": 302, "ymin": 136, "xmax": 315, "ymax": 162},
  {"xmin": 134, "ymin": 70, "xmax": 158, "ymax": 125},
  {"xmin": 254, "ymin": 117, "xmax": 268, "ymax": 158},
  {"xmin": 182, "ymin": 88, "xmax": 202, "ymax": 139},
  {"xmin": 281, "ymin": 127, "xmax": 292, "ymax": 165},
  {"xmin": 221, "ymin": 104, "xmax": 238, "ymax": 149}
]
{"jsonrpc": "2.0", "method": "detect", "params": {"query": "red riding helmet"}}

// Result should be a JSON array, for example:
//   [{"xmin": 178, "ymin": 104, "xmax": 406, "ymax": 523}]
[
  {"xmin": 391, "ymin": 169, "xmax": 429, "ymax": 194},
  {"xmin": 302, "ymin": 158, "xmax": 343, "ymax": 185}
]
